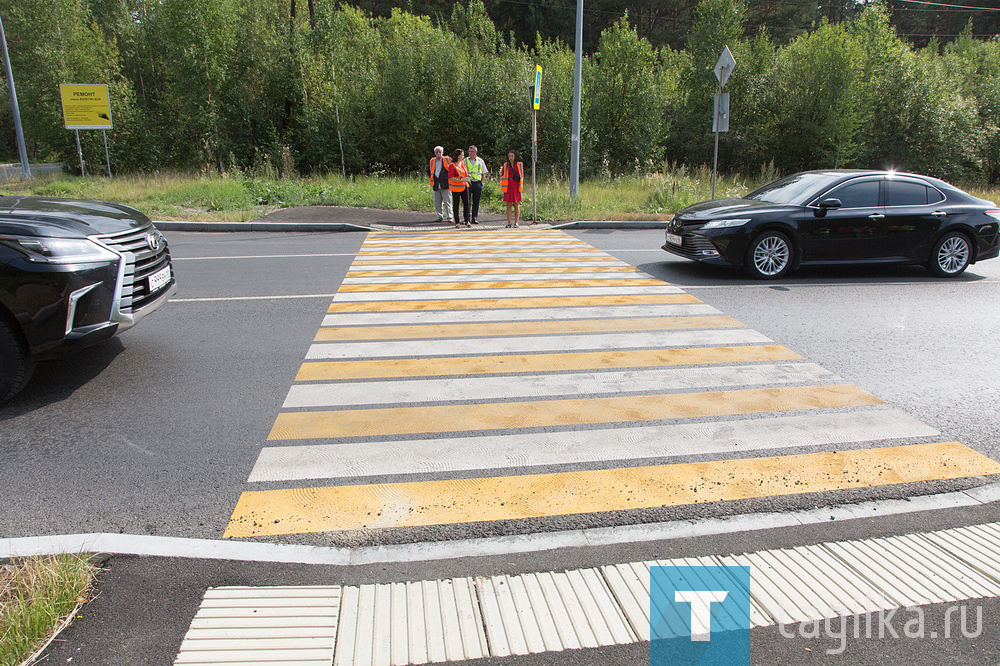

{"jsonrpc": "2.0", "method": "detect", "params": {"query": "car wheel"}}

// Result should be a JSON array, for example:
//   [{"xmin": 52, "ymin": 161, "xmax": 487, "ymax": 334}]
[
  {"xmin": 0, "ymin": 316, "xmax": 33, "ymax": 403},
  {"xmin": 927, "ymin": 231, "xmax": 972, "ymax": 277},
  {"xmin": 744, "ymin": 230, "xmax": 793, "ymax": 279}
]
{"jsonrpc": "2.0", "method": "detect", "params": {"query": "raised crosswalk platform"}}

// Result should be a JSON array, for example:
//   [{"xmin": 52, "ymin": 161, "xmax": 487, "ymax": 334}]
[{"xmin": 224, "ymin": 229, "xmax": 1000, "ymax": 541}]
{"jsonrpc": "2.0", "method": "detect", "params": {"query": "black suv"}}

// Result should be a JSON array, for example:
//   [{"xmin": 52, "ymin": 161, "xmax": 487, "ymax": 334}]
[{"xmin": 0, "ymin": 196, "xmax": 176, "ymax": 402}]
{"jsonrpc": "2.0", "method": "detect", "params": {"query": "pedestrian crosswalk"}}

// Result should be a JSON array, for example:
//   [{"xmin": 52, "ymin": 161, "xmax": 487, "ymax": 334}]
[{"xmin": 223, "ymin": 229, "xmax": 1000, "ymax": 540}]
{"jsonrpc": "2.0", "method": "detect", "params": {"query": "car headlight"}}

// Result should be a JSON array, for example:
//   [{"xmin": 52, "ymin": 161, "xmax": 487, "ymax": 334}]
[
  {"xmin": 701, "ymin": 218, "xmax": 752, "ymax": 230},
  {"xmin": 0, "ymin": 235, "xmax": 119, "ymax": 264}
]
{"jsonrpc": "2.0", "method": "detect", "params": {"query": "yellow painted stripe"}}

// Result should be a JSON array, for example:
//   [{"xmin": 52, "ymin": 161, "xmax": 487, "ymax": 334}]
[
  {"xmin": 315, "ymin": 316, "xmax": 743, "ymax": 341},
  {"xmin": 224, "ymin": 442, "xmax": 1000, "ymax": 537},
  {"xmin": 346, "ymin": 267, "xmax": 642, "ymax": 276},
  {"xmin": 268, "ymin": 384, "xmax": 882, "ymax": 441},
  {"xmin": 338, "ymin": 279, "xmax": 666, "ymax": 292},
  {"xmin": 357, "ymin": 248, "xmax": 604, "ymax": 255},
  {"xmin": 327, "ymin": 294, "xmax": 702, "ymax": 312},
  {"xmin": 351, "ymin": 257, "xmax": 619, "ymax": 265},
  {"xmin": 295, "ymin": 345, "xmax": 804, "ymax": 381}
]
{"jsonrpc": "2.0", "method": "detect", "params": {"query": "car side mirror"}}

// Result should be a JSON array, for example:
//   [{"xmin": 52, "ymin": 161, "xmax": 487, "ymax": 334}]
[{"xmin": 814, "ymin": 198, "xmax": 841, "ymax": 217}]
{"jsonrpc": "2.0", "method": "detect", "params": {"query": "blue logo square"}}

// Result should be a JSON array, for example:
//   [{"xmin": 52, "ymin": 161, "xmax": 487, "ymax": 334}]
[{"xmin": 650, "ymin": 565, "xmax": 754, "ymax": 666}]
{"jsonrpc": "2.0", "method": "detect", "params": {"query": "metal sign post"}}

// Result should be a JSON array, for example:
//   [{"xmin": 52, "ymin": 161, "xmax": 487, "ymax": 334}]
[
  {"xmin": 102, "ymin": 130, "xmax": 112, "ymax": 177},
  {"xmin": 711, "ymin": 46, "xmax": 736, "ymax": 200},
  {"xmin": 532, "ymin": 65, "xmax": 542, "ymax": 224},
  {"xmin": 74, "ymin": 129, "xmax": 85, "ymax": 176},
  {"xmin": 60, "ymin": 83, "xmax": 114, "ymax": 177}
]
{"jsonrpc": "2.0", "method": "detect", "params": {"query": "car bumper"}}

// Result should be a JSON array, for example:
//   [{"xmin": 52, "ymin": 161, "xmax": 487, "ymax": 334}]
[{"xmin": 661, "ymin": 231, "xmax": 739, "ymax": 266}]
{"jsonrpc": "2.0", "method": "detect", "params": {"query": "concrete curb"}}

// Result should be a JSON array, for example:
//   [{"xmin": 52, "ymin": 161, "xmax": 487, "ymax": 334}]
[
  {"xmin": 153, "ymin": 219, "xmax": 671, "ymax": 232},
  {"xmin": 3, "ymin": 482, "xmax": 997, "ymax": 566},
  {"xmin": 153, "ymin": 220, "xmax": 370, "ymax": 232}
]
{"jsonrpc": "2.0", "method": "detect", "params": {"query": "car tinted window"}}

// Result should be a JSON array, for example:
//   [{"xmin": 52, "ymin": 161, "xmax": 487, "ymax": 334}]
[
  {"xmin": 927, "ymin": 187, "xmax": 945, "ymax": 204},
  {"xmin": 828, "ymin": 180, "xmax": 880, "ymax": 208},
  {"xmin": 745, "ymin": 173, "xmax": 844, "ymax": 205},
  {"xmin": 887, "ymin": 181, "xmax": 930, "ymax": 206}
]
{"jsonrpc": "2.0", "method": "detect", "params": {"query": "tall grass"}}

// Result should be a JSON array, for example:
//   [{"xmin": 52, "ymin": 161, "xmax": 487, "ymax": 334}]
[
  {"xmin": 2, "ymin": 168, "xmax": 998, "ymax": 222},
  {"xmin": 0, "ymin": 554, "xmax": 97, "ymax": 666}
]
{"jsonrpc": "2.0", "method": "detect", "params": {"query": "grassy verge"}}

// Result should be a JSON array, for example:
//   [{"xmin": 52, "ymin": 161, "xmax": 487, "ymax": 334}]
[
  {"xmin": 2, "ymin": 169, "xmax": 997, "ymax": 222},
  {"xmin": 0, "ymin": 554, "xmax": 98, "ymax": 666}
]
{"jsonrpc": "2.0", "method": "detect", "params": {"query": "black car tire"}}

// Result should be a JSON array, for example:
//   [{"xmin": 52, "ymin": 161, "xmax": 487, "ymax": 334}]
[
  {"xmin": 927, "ymin": 231, "xmax": 972, "ymax": 278},
  {"xmin": 744, "ymin": 230, "xmax": 793, "ymax": 279},
  {"xmin": 0, "ymin": 316, "xmax": 33, "ymax": 403}
]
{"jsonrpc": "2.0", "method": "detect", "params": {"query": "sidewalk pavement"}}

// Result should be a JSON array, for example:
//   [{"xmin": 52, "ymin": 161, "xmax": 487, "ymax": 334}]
[{"xmin": 32, "ymin": 497, "xmax": 1000, "ymax": 665}]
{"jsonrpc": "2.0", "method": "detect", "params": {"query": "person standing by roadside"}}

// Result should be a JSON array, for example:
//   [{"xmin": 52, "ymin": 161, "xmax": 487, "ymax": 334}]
[
  {"xmin": 465, "ymin": 145, "xmax": 488, "ymax": 224},
  {"xmin": 428, "ymin": 146, "xmax": 453, "ymax": 223},
  {"xmin": 448, "ymin": 148, "xmax": 472, "ymax": 227},
  {"xmin": 501, "ymin": 150, "xmax": 523, "ymax": 228}
]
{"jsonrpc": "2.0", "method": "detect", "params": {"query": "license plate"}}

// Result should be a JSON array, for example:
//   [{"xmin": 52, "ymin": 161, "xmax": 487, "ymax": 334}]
[
  {"xmin": 148, "ymin": 265, "xmax": 171, "ymax": 293},
  {"xmin": 666, "ymin": 233, "xmax": 683, "ymax": 246}
]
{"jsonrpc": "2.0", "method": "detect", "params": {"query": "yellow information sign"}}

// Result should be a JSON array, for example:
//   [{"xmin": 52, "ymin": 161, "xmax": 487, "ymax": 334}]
[{"xmin": 60, "ymin": 84, "xmax": 113, "ymax": 130}]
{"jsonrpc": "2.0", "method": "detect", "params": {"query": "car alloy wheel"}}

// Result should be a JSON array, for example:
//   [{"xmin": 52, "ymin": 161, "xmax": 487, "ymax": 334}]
[
  {"xmin": 745, "ymin": 231, "xmax": 792, "ymax": 279},
  {"xmin": 928, "ymin": 232, "xmax": 971, "ymax": 277}
]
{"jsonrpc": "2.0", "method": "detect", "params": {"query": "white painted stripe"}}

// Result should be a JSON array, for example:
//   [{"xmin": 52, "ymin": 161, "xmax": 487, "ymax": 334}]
[
  {"xmin": 332, "ymin": 286, "xmax": 685, "ymax": 302},
  {"xmin": 681, "ymin": 280, "xmax": 1000, "ymax": 289},
  {"xmin": 353, "ymin": 252, "xmax": 608, "ymax": 260},
  {"xmin": 248, "ymin": 410, "xmax": 938, "ymax": 483},
  {"xmin": 172, "ymin": 293, "xmax": 340, "ymax": 303},
  {"xmin": 321, "ymin": 304, "xmax": 722, "ymax": 326},
  {"xmin": 348, "ymin": 261, "xmax": 627, "ymax": 270},
  {"xmin": 305, "ymin": 328, "xmax": 768, "ymax": 359},
  {"xmin": 174, "ymin": 253, "xmax": 359, "ymax": 261},
  {"xmin": 341, "ymin": 272, "xmax": 653, "ymax": 284},
  {"xmin": 2, "ymin": 491, "xmax": 997, "ymax": 565},
  {"xmin": 282, "ymin": 363, "xmax": 838, "ymax": 408}
]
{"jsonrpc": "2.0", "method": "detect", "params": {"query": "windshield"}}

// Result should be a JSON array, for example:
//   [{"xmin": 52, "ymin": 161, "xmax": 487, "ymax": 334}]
[{"xmin": 745, "ymin": 172, "xmax": 845, "ymax": 205}]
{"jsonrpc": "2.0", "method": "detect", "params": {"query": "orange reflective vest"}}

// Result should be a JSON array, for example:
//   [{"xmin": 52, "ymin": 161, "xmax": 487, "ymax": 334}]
[
  {"xmin": 448, "ymin": 161, "xmax": 469, "ymax": 192},
  {"xmin": 429, "ymin": 156, "xmax": 451, "ymax": 187},
  {"xmin": 501, "ymin": 162, "xmax": 524, "ymax": 195}
]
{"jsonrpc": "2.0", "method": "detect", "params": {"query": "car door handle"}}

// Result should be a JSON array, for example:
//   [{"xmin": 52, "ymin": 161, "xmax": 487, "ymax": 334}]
[
  {"xmin": 868, "ymin": 214, "xmax": 885, "ymax": 220},
  {"xmin": 931, "ymin": 211, "xmax": 947, "ymax": 217}
]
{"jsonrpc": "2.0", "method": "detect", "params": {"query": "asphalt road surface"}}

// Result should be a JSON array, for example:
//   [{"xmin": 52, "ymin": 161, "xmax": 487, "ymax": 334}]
[
  {"xmin": 5, "ymin": 226, "xmax": 1000, "ymax": 666},
  {"xmin": 1, "ymin": 228, "xmax": 998, "ymax": 545}
]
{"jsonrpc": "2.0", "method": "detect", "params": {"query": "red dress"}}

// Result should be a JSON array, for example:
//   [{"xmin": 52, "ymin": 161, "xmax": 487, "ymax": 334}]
[{"xmin": 503, "ymin": 162, "xmax": 523, "ymax": 203}]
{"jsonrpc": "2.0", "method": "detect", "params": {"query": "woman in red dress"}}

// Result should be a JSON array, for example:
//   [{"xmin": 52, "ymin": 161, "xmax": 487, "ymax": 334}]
[{"xmin": 501, "ymin": 150, "xmax": 523, "ymax": 228}]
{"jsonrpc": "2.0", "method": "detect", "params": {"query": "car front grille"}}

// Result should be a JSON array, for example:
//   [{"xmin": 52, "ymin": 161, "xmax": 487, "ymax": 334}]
[
  {"xmin": 94, "ymin": 224, "xmax": 172, "ymax": 313},
  {"xmin": 665, "ymin": 233, "xmax": 718, "ymax": 259}
]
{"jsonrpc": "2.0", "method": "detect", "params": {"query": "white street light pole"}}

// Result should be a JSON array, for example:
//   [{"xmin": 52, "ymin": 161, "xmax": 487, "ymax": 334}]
[
  {"xmin": 0, "ymin": 16, "xmax": 31, "ymax": 179},
  {"xmin": 569, "ymin": 0, "xmax": 582, "ymax": 199}
]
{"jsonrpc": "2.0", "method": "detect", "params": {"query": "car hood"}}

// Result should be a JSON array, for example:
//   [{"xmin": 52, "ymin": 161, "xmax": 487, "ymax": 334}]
[
  {"xmin": 0, "ymin": 196, "xmax": 151, "ymax": 238},
  {"xmin": 675, "ymin": 198, "xmax": 796, "ymax": 221}
]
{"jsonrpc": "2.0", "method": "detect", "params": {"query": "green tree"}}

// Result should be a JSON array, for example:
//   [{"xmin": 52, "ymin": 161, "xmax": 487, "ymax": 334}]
[
  {"xmin": 587, "ymin": 15, "xmax": 667, "ymax": 174},
  {"xmin": 757, "ymin": 20, "xmax": 865, "ymax": 171}
]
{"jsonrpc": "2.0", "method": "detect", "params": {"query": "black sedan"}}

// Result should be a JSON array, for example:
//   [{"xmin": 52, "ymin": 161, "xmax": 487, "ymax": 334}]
[{"xmin": 662, "ymin": 170, "xmax": 1000, "ymax": 279}]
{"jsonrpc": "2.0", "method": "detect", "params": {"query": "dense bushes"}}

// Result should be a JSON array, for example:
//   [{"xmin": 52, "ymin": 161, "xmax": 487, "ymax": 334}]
[{"xmin": 2, "ymin": 0, "xmax": 999, "ymax": 182}]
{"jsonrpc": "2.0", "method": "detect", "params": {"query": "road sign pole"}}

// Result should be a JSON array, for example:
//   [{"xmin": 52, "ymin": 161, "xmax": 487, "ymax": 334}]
[
  {"xmin": 0, "ymin": 17, "xmax": 31, "ymax": 180},
  {"xmin": 711, "ymin": 46, "xmax": 736, "ymax": 201},
  {"xmin": 75, "ymin": 129, "xmax": 85, "ymax": 176},
  {"xmin": 102, "ymin": 129, "xmax": 112, "ymax": 178},
  {"xmin": 532, "ymin": 108, "xmax": 538, "ymax": 224},
  {"xmin": 712, "ymin": 88, "xmax": 720, "ymax": 199}
]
